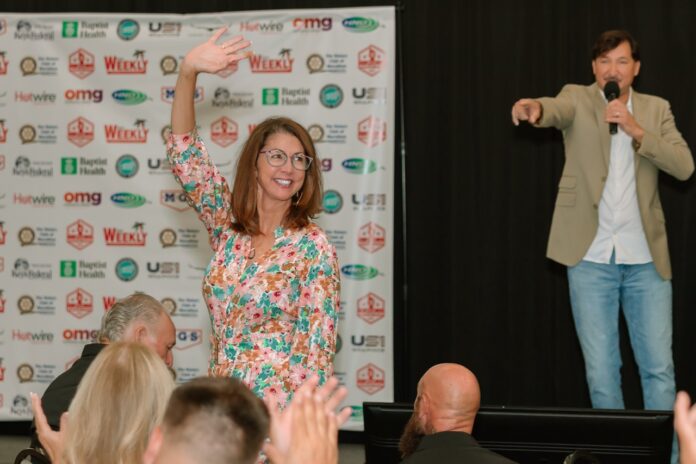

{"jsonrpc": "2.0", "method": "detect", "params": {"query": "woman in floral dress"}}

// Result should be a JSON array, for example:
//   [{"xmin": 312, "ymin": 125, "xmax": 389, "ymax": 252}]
[{"xmin": 166, "ymin": 28, "xmax": 340, "ymax": 405}]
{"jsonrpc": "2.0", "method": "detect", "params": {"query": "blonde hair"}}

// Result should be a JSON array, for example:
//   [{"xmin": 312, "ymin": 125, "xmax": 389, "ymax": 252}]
[{"xmin": 62, "ymin": 342, "xmax": 175, "ymax": 464}]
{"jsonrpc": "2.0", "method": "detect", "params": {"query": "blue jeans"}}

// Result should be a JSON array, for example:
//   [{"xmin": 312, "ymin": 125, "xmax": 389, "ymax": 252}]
[
  {"xmin": 567, "ymin": 257, "xmax": 677, "ymax": 462},
  {"xmin": 566, "ymin": 258, "xmax": 675, "ymax": 409}
]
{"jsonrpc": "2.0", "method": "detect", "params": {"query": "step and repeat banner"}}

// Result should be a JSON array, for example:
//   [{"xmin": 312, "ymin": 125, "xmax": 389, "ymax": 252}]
[{"xmin": 0, "ymin": 7, "xmax": 394, "ymax": 430}]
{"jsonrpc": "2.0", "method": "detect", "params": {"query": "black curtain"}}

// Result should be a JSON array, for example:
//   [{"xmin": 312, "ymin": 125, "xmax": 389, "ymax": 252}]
[{"xmin": 5, "ymin": 0, "xmax": 696, "ymax": 410}]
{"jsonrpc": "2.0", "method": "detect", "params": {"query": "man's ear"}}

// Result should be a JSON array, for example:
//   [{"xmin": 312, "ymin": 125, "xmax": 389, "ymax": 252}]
[
  {"xmin": 142, "ymin": 426, "xmax": 163, "ymax": 464},
  {"xmin": 133, "ymin": 323, "xmax": 149, "ymax": 342}
]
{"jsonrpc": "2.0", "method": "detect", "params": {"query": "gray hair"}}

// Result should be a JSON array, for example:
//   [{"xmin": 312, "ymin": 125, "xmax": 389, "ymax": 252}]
[{"xmin": 99, "ymin": 293, "xmax": 166, "ymax": 342}]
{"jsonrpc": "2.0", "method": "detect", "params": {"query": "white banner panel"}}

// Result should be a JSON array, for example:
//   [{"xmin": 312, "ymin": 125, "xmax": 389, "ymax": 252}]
[{"xmin": 0, "ymin": 7, "xmax": 394, "ymax": 431}]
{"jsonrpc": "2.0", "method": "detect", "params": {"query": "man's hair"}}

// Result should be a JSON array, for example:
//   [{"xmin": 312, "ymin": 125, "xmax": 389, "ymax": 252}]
[
  {"xmin": 99, "ymin": 293, "xmax": 166, "ymax": 342},
  {"xmin": 592, "ymin": 30, "xmax": 640, "ymax": 61},
  {"xmin": 161, "ymin": 377, "xmax": 270, "ymax": 464},
  {"xmin": 63, "ymin": 342, "xmax": 175, "ymax": 464}
]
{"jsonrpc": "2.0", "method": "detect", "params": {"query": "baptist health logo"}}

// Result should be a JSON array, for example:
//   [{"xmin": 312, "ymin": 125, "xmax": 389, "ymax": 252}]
[{"xmin": 341, "ymin": 264, "xmax": 379, "ymax": 280}]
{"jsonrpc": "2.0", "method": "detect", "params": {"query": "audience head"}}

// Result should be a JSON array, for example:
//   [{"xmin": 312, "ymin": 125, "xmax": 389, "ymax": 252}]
[
  {"xmin": 62, "ymin": 342, "xmax": 175, "ymax": 464},
  {"xmin": 399, "ymin": 363, "xmax": 480, "ymax": 458},
  {"xmin": 143, "ymin": 377, "xmax": 270, "ymax": 464},
  {"xmin": 100, "ymin": 293, "xmax": 176, "ymax": 367}
]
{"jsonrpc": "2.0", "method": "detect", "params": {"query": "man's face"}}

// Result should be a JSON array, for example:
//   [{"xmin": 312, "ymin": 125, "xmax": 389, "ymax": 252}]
[
  {"xmin": 592, "ymin": 40, "xmax": 640, "ymax": 96},
  {"xmin": 143, "ymin": 313, "xmax": 176, "ymax": 368},
  {"xmin": 399, "ymin": 382, "xmax": 427, "ymax": 458}
]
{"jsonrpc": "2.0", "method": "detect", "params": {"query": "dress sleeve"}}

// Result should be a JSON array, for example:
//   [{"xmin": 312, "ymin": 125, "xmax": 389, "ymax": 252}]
[
  {"xmin": 166, "ymin": 129, "xmax": 233, "ymax": 250},
  {"xmin": 289, "ymin": 233, "xmax": 341, "ymax": 388}
]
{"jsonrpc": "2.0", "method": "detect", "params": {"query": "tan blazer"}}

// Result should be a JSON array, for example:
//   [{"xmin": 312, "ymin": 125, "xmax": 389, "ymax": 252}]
[{"xmin": 536, "ymin": 83, "xmax": 693, "ymax": 279}]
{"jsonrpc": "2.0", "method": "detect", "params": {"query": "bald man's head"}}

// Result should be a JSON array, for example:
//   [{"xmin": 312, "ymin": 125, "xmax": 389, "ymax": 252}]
[
  {"xmin": 417, "ymin": 363, "xmax": 480, "ymax": 434},
  {"xmin": 399, "ymin": 364, "xmax": 481, "ymax": 458}
]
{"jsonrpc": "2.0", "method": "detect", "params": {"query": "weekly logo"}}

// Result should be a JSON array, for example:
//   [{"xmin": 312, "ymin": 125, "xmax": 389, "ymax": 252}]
[
  {"xmin": 104, "ymin": 120, "xmax": 148, "ymax": 143},
  {"xmin": 104, "ymin": 51, "xmax": 148, "ymax": 74},
  {"xmin": 249, "ymin": 49, "xmax": 294, "ymax": 73},
  {"xmin": 103, "ymin": 223, "xmax": 147, "ymax": 246}
]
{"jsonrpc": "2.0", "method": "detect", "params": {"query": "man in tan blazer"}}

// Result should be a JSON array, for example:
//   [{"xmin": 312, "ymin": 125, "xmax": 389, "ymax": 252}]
[{"xmin": 511, "ymin": 30, "xmax": 693, "ymax": 432}]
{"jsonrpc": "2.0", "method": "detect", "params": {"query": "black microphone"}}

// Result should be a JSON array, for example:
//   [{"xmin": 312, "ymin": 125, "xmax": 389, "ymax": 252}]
[{"xmin": 604, "ymin": 81, "xmax": 620, "ymax": 135}]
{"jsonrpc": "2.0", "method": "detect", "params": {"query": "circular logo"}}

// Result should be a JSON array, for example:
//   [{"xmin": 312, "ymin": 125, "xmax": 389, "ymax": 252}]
[
  {"xmin": 322, "ymin": 190, "xmax": 343, "ymax": 214},
  {"xmin": 307, "ymin": 124, "xmax": 324, "ymax": 143},
  {"xmin": 319, "ymin": 84, "xmax": 343, "ymax": 108},
  {"xmin": 18, "ymin": 227, "xmax": 35, "ymax": 246},
  {"xmin": 20, "ymin": 57, "xmax": 37, "ymax": 76},
  {"xmin": 117, "ymin": 19, "xmax": 140, "ymax": 40},
  {"xmin": 17, "ymin": 363, "xmax": 34, "ymax": 383},
  {"xmin": 115, "ymin": 258, "xmax": 138, "ymax": 281},
  {"xmin": 115, "ymin": 154, "xmax": 139, "ymax": 178},
  {"xmin": 19, "ymin": 125, "xmax": 36, "ymax": 144},
  {"xmin": 160, "ymin": 297, "xmax": 177, "ymax": 315},
  {"xmin": 17, "ymin": 295, "xmax": 35, "ymax": 314},
  {"xmin": 306, "ymin": 54, "xmax": 324, "ymax": 73},
  {"xmin": 159, "ymin": 228, "xmax": 177, "ymax": 247},
  {"xmin": 160, "ymin": 55, "xmax": 178, "ymax": 75}
]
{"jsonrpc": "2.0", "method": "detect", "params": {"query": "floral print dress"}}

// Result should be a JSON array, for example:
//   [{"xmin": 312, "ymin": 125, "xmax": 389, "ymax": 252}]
[{"xmin": 166, "ymin": 130, "xmax": 340, "ymax": 404}]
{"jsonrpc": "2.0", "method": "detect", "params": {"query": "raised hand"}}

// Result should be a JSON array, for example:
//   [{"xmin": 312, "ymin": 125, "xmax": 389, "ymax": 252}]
[
  {"xmin": 675, "ymin": 391, "xmax": 696, "ymax": 464},
  {"xmin": 512, "ymin": 98, "xmax": 542, "ymax": 125},
  {"xmin": 30, "ymin": 392, "xmax": 67, "ymax": 464},
  {"xmin": 264, "ymin": 376, "xmax": 349, "ymax": 464},
  {"xmin": 181, "ymin": 27, "xmax": 252, "ymax": 76}
]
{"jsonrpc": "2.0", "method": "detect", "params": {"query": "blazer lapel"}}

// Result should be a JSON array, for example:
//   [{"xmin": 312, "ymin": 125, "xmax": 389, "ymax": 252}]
[
  {"xmin": 591, "ymin": 84, "xmax": 611, "ymax": 171},
  {"xmin": 631, "ymin": 90, "xmax": 645, "ymax": 175}
]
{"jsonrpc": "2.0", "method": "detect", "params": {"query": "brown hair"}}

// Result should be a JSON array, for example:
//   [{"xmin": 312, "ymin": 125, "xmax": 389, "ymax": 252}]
[
  {"xmin": 161, "ymin": 377, "xmax": 270, "ymax": 464},
  {"xmin": 592, "ymin": 30, "xmax": 640, "ymax": 61},
  {"xmin": 230, "ymin": 117, "xmax": 323, "ymax": 235}
]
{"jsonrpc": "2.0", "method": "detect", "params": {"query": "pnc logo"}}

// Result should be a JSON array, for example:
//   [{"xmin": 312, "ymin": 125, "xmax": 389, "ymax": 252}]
[
  {"xmin": 342, "ymin": 17, "xmax": 379, "ymax": 32},
  {"xmin": 341, "ymin": 264, "xmax": 379, "ymax": 280},
  {"xmin": 111, "ymin": 89, "xmax": 149, "ymax": 105},
  {"xmin": 342, "ymin": 158, "xmax": 377, "ymax": 174},
  {"xmin": 110, "ymin": 192, "xmax": 146, "ymax": 208}
]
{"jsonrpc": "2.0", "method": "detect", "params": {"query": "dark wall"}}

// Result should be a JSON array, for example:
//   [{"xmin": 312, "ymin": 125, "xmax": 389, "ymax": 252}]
[{"xmin": 5, "ymin": 0, "xmax": 695, "ymax": 409}]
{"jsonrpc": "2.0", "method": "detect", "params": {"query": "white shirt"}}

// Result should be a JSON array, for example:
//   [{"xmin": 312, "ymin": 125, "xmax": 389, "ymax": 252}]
[{"xmin": 583, "ymin": 89, "xmax": 653, "ymax": 264}]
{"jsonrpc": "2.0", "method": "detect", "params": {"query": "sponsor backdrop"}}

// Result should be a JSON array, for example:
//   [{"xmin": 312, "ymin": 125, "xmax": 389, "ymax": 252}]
[{"xmin": 0, "ymin": 7, "xmax": 394, "ymax": 430}]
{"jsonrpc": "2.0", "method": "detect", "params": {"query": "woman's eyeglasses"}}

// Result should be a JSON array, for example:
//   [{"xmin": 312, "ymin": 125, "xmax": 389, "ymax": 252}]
[{"xmin": 260, "ymin": 149, "xmax": 313, "ymax": 171}]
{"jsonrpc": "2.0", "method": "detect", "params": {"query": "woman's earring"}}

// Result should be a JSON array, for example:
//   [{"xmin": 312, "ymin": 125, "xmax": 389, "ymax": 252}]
[{"xmin": 294, "ymin": 190, "xmax": 303, "ymax": 206}]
